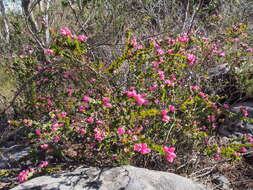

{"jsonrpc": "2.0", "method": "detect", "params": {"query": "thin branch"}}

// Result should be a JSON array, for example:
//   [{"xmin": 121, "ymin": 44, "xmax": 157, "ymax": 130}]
[
  {"xmin": 0, "ymin": 58, "xmax": 56, "ymax": 115},
  {"xmin": 66, "ymin": 0, "xmax": 88, "ymax": 35},
  {"xmin": 187, "ymin": 0, "xmax": 204, "ymax": 35},
  {"xmin": 182, "ymin": 0, "xmax": 190, "ymax": 33}
]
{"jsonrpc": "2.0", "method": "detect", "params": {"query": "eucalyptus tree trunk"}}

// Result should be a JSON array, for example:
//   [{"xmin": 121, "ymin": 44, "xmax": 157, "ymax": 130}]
[
  {"xmin": 21, "ymin": 0, "xmax": 39, "ymax": 33},
  {"xmin": 0, "ymin": 0, "xmax": 10, "ymax": 43},
  {"xmin": 43, "ymin": 0, "xmax": 50, "ymax": 46}
]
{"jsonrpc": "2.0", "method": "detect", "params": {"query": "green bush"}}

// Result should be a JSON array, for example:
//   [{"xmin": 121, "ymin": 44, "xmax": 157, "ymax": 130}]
[{"xmin": 7, "ymin": 25, "xmax": 253, "ymax": 182}]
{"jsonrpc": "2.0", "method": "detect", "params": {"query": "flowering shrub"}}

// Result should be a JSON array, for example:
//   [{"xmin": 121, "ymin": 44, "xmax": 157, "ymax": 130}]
[
  {"xmin": 17, "ymin": 161, "xmax": 48, "ymax": 183},
  {"xmin": 7, "ymin": 26, "xmax": 253, "ymax": 183}
]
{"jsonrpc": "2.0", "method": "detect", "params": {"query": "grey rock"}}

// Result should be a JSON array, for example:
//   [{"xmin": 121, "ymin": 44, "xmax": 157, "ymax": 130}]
[
  {"xmin": 243, "ymin": 148, "xmax": 253, "ymax": 165},
  {"xmin": 244, "ymin": 123, "xmax": 253, "ymax": 133},
  {"xmin": 231, "ymin": 102, "xmax": 253, "ymax": 118},
  {"xmin": 213, "ymin": 175, "xmax": 230, "ymax": 190},
  {"xmin": 207, "ymin": 64, "xmax": 230, "ymax": 78},
  {"xmin": 218, "ymin": 101, "xmax": 253, "ymax": 138},
  {"xmin": 0, "ymin": 145, "xmax": 30, "ymax": 169},
  {"xmin": 218, "ymin": 125, "xmax": 234, "ymax": 138},
  {"xmin": 11, "ymin": 166, "xmax": 209, "ymax": 190}
]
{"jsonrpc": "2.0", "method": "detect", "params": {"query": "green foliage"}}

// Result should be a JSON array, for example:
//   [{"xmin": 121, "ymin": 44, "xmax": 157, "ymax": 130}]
[{"xmin": 6, "ymin": 24, "xmax": 253, "ymax": 172}]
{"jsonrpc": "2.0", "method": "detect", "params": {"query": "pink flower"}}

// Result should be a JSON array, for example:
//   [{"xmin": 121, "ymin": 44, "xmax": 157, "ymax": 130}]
[
  {"xmin": 131, "ymin": 39, "xmax": 138, "ymax": 47},
  {"xmin": 162, "ymin": 115, "xmax": 170, "ymax": 122},
  {"xmin": 35, "ymin": 66, "xmax": 43, "ymax": 71},
  {"xmin": 134, "ymin": 126, "xmax": 143, "ymax": 131},
  {"xmin": 51, "ymin": 123, "xmax": 61, "ymax": 131},
  {"xmin": 95, "ymin": 131, "xmax": 106, "ymax": 142},
  {"xmin": 67, "ymin": 89, "xmax": 74, "ymax": 96},
  {"xmin": 219, "ymin": 52, "xmax": 226, "ymax": 57},
  {"xmin": 141, "ymin": 147, "xmax": 151, "ymax": 154},
  {"xmin": 165, "ymin": 80, "xmax": 174, "ymax": 86},
  {"xmin": 38, "ymin": 161, "xmax": 48, "ymax": 169},
  {"xmin": 163, "ymin": 146, "xmax": 176, "ymax": 163},
  {"xmin": 28, "ymin": 49, "xmax": 34, "ymax": 54},
  {"xmin": 60, "ymin": 112, "xmax": 67, "ymax": 118},
  {"xmin": 148, "ymin": 84, "xmax": 158, "ymax": 91},
  {"xmin": 125, "ymin": 90, "xmax": 147, "ymax": 105},
  {"xmin": 60, "ymin": 27, "xmax": 71, "ymax": 37},
  {"xmin": 70, "ymin": 34, "xmax": 75, "ymax": 39},
  {"xmin": 135, "ymin": 95, "xmax": 146, "ymax": 105},
  {"xmin": 53, "ymin": 136, "xmax": 61, "ymax": 143},
  {"xmin": 223, "ymin": 104, "xmax": 229, "ymax": 109},
  {"xmin": 134, "ymin": 143, "xmax": 151, "ymax": 155},
  {"xmin": 154, "ymin": 99, "xmax": 160, "ymax": 104},
  {"xmin": 248, "ymin": 136, "xmax": 253, "ymax": 143},
  {"xmin": 64, "ymin": 71, "xmax": 73, "ymax": 78},
  {"xmin": 18, "ymin": 170, "xmax": 31, "ymax": 183},
  {"xmin": 242, "ymin": 109, "xmax": 248, "ymax": 117},
  {"xmin": 161, "ymin": 109, "xmax": 168, "ymax": 116},
  {"xmin": 79, "ymin": 128, "xmax": 86, "ymax": 136},
  {"xmin": 79, "ymin": 105, "xmax": 85, "ymax": 112},
  {"xmin": 177, "ymin": 35, "xmax": 189, "ymax": 43},
  {"xmin": 96, "ymin": 120, "xmax": 104, "ymax": 125},
  {"xmin": 190, "ymin": 85, "xmax": 200, "ymax": 90},
  {"xmin": 156, "ymin": 48, "xmax": 164, "ymax": 55},
  {"xmin": 132, "ymin": 135, "xmax": 138, "ymax": 141},
  {"xmin": 168, "ymin": 105, "xmax": 176, "ymax": 112},
  {"xmin": 77, "ymin": 35, "xmax": 88, "ymax": 42},
  {"xmin": 133, "ymin": 143, "xmax": 142, "ymax": 152},
  {"xmin": 117, "ymin": 127, "xmax": 125, "ymax": 136},
  {"xmin": 241, "ymin": 147, "xmax": 247, "ymax": 153},
  {"xmin": 246, "ymin": 48, "xmax": 253, "ymax": 52},
  {"xmin": 126, "ymin": 90, "xmax": 137, "ymax": 98},
  {"xmin": 208, "ymin": 115, "xmax": 216, "ymax": 122},
  {"xmin": 165, "ymin": 37, "xmax": 175, "ymax": 45},
  {"xmin": 104, "ymin": 102, "xmax": 112, "ymax": 108},
  {"xmin": 171, "ymin": 74, "xmax": 176, "ymax": 81},
  {"xmin": 152, "ymin": 61, "xmax": 160, "ymax": 68},
  {"xmin": 202, "ymin": 37, "xmax": 210, "ymax": 41},
  {"xmin": 158, "ymin": 70, "xmax": 165, "ymax": 80},
  {"xmin": 187, "ymin": 54, "xmax": 196, "ymax": 66},
  {"xmin": 94, "ymin": 127, "xmax": 100, "ymax": 133},
  {"xmin": 137, "ymin": 45, "xmax": 143, "ymax": 49},
  {"xmin": 23, "ymin": 119, "xmax": 32, "ymax": 126},
  {"xmin": 234, "ymin": 152, "xmax": 241, "ymax": 157},
  {"xmin": 167, "ymin": 49, "xmax": 173, "ymax": 54},
  {"xmin": 102, "ymin": 97, "xmax": 110, "ymax": 103},
  {"xmin": 44, "ymin": 49, "xmax": 53, "ymax": 55},
  {"xmin": 83, "ymin": 95, "xmax": 91, "ymax": 103},
  {"xmin": 35, "ymin": 129, "xmax": 41, "ymax": 136},
  {"xmin": 40, "ymin": 144, "xmax": 48, "ymax": 149},
  {"xmin": 86, "ymin": 117, "xmax": 94, "ymax": 124},
  {"xmin": 214, "ymin": 154, "xmax": 221, "ymax": 161},
  {"xmin": 102, "ymin": 97, "xmax": 112, "ymax": 108},
  {"xmin": 198, "ymin": 92, "xmax": 206, "ymax": 99}
]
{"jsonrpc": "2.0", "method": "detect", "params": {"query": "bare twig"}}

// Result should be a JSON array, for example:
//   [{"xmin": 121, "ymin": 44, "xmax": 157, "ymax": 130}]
[
  {"xmin": 66, "ymin": 0, "xmax": 88, "ymax": 35},
  {"xmin": 0, "ymin": 59, "xmax": 57, "ymax": 115},
  {"xmin": 187, "ymin": 0, "xmax": 204, "ymax": 35},
  {"xmin": 182, "ymin": 0, "xmax": 190, "ymax": 33},
  {"xmin": 190, "ymin": 165, "xmax": 217, "ymax": 178}
]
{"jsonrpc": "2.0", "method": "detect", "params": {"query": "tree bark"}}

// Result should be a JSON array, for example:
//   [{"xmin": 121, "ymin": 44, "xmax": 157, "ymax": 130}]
[
  {"xmin": 44, "ymin": 0, "xmax": 50, "ymax": 46},
  {"xmin": 0, "ymin": 0, "xmax": 10, "ymax": 43},
  {"xmin": 21, "ymin": 0, "xmax": 39, "ymax": 33}
]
